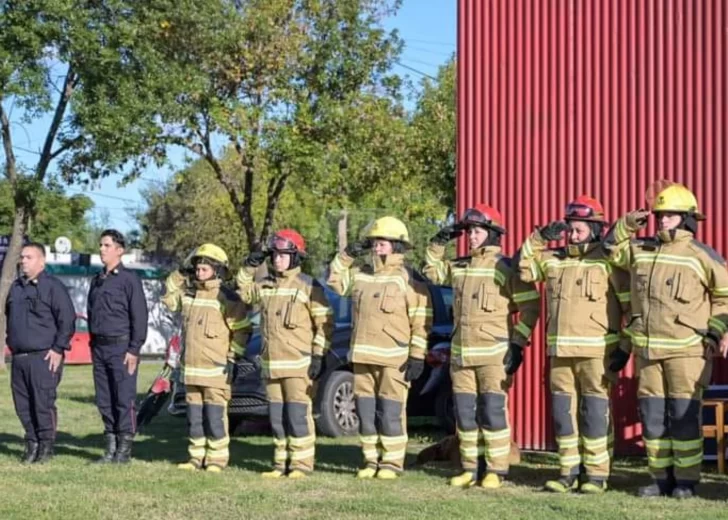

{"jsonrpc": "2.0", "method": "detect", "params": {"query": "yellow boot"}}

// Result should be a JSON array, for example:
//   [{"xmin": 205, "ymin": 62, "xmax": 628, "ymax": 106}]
[
  {"xmin": 376, "ymin": 469, "xmax": 399, "ymax": 480},
  {"xmin": 356, "ymin": 467, "xmax": 377, "ymax": 479},
  {"xmin": 177, "ymin": 459, "xmax": 202, "ymax": 471},
  {"xmin": 261, "ymin": 469, "xmax": 286, "ymax": 479},
  {"xmin": 449, "ymin": 471, "xmax": 476, "ymax": 488},
  {"xmin": 288, "ymin": 470, "xmax": 308, "ymax": 479},
  {"xmin": 480, "ymin": 473, "xmax": 503, "ymax": 489},
  {"xmin": 205, "ymin": 464, "xmax": 223, "ymax": 473}
]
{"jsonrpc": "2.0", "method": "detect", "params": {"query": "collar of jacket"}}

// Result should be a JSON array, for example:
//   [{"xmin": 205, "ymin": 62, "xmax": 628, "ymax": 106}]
[
  {"xmin": 21, "ymin": 269, "xmax": 47, "ymax": 286},
  {"xmin": 194, "ymin": 278, "xmax": 222, "ymax": 291},
  {"xmin": 566, "ymin": 242, "xmax": 600, "ymax": 258},
  {"xmin": 657, "ymin": 228, "xmax": 693, "ymax": 244},
  {"xmin": 273, "ymin": 266, "xmax": 302, "ymax": 280},
  {"xmin": 470, "ymin": 245, "xmax": 502, "ymax": 258},
  {"xmin": 371, "ymin": 253, "xmax": 404, "ymax": 272}
]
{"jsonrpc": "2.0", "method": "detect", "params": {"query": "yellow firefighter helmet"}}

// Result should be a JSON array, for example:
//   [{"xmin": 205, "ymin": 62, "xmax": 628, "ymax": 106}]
[
  {"xmin": 365, "ymin": 216, "xmax": 411, "ymax": 245},
  {"xmin": 651, "ymin": 183, "xmax": 705, "ymax": 220},
  {"xmin": 193, "ymin": 243, "xmax": 229, "ymax": 266}
]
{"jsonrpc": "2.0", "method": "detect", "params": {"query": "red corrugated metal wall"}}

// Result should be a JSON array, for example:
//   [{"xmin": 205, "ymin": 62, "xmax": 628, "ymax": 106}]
[{"xmin": 457, "ymin": 0, "xmax": 728, "ymax": 453}]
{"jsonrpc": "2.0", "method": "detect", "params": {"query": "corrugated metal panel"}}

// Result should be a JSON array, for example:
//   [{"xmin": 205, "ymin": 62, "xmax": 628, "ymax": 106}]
[{"xmin": 458, "ymin": 0, "xmax": 728, "ymax": 453}]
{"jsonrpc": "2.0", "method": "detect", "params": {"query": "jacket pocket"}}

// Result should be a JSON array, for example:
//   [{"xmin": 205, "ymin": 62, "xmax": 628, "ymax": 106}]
[
  {"xmin": 586, "ymin": 269, "xmax": 607, "ymax": 302},
  {"xmin": 379, "ymin": 284, "xmax": 401, "ymax": 314},
  {"xmin": 204, "ymin": 314, "xmax": 221, "ymax": 339},
  {"xmin": 673, "ymin": 270, "xmax": 704, "ymax": 304},
  {"xmin": 284, "ymin": 301, "xmax": 307, "ymax": 329},
  {"xmin": 589, "ymin": 312, "xmax": 610, "ymax": 332},
  {"xmin": 674, "ymin": 314, "xmax": 707, "ymax": 336},
  {"xmin": 382, "ymin": 324, "xmax": 408, "ymax": 348},
  {"xmin": 546, "ymin": 274, "xmax": 562, "ymax": 299},
  {"xmin": 479, "ymin": 283, "xmax": 500, "ymax": 312}
]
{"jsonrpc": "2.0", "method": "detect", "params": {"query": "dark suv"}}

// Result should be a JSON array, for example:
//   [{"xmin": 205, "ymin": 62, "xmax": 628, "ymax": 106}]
[{"xmin": 169, "ymin": 276, "xmax": 454, "ymax": 437}]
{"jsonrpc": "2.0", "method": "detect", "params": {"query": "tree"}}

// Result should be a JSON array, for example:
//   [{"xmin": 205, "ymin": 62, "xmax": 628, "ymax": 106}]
[
  {"xmin": 410, "ymin": 57, "xmax": 456, "ymax": 210},
  {"xmin": 0, "ymin": 0, "xmax": 207, "ymax": 368},
  {"xmin": 153, "ymin": 0, "xmax": 405, "ymax": 252},
  {"xmin": 0, "ymin": 180, "xmax": 94, "ymax": 250}
]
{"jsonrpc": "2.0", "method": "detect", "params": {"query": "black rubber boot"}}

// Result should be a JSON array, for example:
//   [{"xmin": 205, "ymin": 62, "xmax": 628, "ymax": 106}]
[
  {"xmin": 95, "ymin": 433, "xmax": 117, "ymax": 464},
  {"xmin": 21, "ymin": 441, "xmax": 39, "ymax": 464},
  {"xmin": 113, "ymin": 434, "xmax": 134, "ymax": 464},
  {"xmin": 35, "ymin": 441, "xmax": 54, "ymax": 464},
  {"xmin": 671, "ymin": 481, "xmax": 696, "ymax": 499}
]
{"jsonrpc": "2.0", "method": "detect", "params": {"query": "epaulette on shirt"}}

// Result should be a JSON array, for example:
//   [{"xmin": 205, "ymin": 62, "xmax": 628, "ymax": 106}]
[{"xmin": 690, "ymin": 239, "xmax": 727, "ymax": 266}]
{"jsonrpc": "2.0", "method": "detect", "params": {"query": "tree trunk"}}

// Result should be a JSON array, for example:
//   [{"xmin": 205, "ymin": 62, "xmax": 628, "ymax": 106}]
[
  {"xmin": 0, "ymin": 207, "xmax": 27, "ymax": 371},
  {"xmin": 337, "ymin": 210, "xmax": 348, "ymax": 252}
]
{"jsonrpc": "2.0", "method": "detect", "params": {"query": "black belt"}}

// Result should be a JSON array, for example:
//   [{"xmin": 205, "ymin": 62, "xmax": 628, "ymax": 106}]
[{"xmin": 91, "ymin": 334, "xmax": 130, "ymax": 346}]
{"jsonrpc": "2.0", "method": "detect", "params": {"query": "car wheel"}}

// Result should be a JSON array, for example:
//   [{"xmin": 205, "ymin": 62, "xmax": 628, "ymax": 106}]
[
  {"xmin": 435, "ymin": 384, "xmax": 456, "ymax": 434},
  {"xmin": 316, "ymin": 370, "xmax": 359, "ymax": 437}
]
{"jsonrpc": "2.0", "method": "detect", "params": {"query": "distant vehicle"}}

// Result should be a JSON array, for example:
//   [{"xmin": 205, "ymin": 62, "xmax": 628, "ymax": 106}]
[{"xmin": 166, "ymin": 275, "xmax": 456, "ymax": 437}]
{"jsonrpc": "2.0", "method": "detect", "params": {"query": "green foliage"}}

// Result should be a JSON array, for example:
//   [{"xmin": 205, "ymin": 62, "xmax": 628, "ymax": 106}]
[{"xmin": 0, "ymin": 179, "xmax": 94, "ymax": 250}]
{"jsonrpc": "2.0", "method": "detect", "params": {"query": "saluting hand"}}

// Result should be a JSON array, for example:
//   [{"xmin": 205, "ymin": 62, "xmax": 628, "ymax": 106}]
[
  {"xmin": 45, "ymin": 350, "xmax": 63, "ymax": 373},
  {"xmin": 124, "ymin": 352, "xmax": 139, "ymax": 375}
]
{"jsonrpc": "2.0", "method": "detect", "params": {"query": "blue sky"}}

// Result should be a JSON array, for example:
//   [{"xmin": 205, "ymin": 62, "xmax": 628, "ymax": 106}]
[{"xmin": 8, "ymin": 0, "xmax": 456, "ymax": 233}]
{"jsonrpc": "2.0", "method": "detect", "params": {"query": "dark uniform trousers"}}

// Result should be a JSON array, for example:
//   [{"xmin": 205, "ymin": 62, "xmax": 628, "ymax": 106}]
[
  {"xmin": 12, "ymin": 351, "xmax": 64, "ymax": 442},
  {"xmin": 92, "ymin": 340, "xmax": 139, "ymax": 435}
]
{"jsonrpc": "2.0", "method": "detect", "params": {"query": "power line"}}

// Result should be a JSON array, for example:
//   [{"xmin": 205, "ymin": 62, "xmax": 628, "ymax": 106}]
[
  {"xmin": 405, "ymin": 38, "xmax": 456, "ymax": 48},
  {"xmin": 394, "ymin": 61, "xmax": 438, "ymax": 81},
  {"xmin": 400, "ymin": 56, "xmax": 443, "ymax": 69},
  {"xmin": 403, "ymin": 45, "xmax": 455, "ymax": 58},
  {"xmin": 66, "ymin": 188, "xmax": 141, "ymax": 204}
]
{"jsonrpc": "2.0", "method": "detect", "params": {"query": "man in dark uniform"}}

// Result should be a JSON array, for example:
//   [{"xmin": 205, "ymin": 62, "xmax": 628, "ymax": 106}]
[
  {"xmin": 6, "ymin": 242, "xmax": 75, "ymax": 464},
  {"xmin": 88, "ymin": 229, "xmax": 148, "ymax": 464}
]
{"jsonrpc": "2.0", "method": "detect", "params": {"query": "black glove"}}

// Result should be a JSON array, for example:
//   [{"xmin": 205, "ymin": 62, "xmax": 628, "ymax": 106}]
[
  {"xmin": 244, "ymin": 250, "xmax": 268, "ymax": 268},
  {"xmin": 399, "ymin": 357, "xmax": 425, "ymax": 382},
  {"xmin": 503, "ymin": 343, "xmax": 524, "ymax": 375},
  {"xmin": 538, "ymin": 221, "xmax": 569, "ymax": 242},
  {"xmin": 345, "ymin": 240, "xmax": 371, "ymax": 258},
  {"xmin": 608, "ymin": 348, "xmax": 631, "ymax": 373},
  {"xmin": 225, "ymin": 360, "xmax": 239, "ymax": 385},
  {"xmin": 430, "ymin": 225, "xmax": 462, "ymax": 246},
  {"xmin": 308, "ymin": 355, "xmax": 324, "ymax": 380}
]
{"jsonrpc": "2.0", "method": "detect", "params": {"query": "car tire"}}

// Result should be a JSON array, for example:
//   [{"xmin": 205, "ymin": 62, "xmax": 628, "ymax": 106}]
[
  {"xmin": 315, "ymin": 370, "xmax": 359, "ymax": 438},
  {"xmin": 435, "ymin": 384, "xmax": 456, "ymax": 434}
]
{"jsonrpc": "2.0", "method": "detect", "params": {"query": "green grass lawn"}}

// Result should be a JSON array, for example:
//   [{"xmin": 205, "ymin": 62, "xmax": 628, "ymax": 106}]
[{"xmin": 0, "ymin": 363, "xmax": 726, "ymax": 520}]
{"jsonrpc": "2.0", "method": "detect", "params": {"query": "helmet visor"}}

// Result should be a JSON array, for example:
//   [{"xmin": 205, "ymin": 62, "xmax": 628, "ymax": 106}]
[
  {"xmin": 565, "ymin": 203, "xmax": 598, "ymax": 220},
  {"xmin": 460, "ymin": 208, "xmax": 489, "ymax": 226},
  {"xmin": 267, "ymin": 235, "xmax": 297, "ymax": 253}
]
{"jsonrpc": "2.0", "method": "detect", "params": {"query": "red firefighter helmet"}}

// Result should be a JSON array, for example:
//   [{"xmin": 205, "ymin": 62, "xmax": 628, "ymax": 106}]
[
  {"xmin": 564, "ymin": 195, "xmax": 606, "ymax": 223},
  {"xmin": 458, "ymin": 204, "xmax": 506, "ymax": 234},
  {"xmin": 268, "ymin": 229, "xmax": 306, "ymax": 256}
]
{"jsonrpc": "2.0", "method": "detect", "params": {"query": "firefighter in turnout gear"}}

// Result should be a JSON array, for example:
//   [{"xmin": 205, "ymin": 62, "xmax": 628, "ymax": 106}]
[
  {"xmin": 518, "ymin": 196, "xmax": 631, "ymax": 494},
  {"xmin": 236, "ymin": 230, "xmax": 333, "ymax": 479},
  {"xmin": 605, "ymin": 182, "xmax": 728, "ymax": 499},
  {"xmin": 423, "ymin": 205, "xmax": 540, "ymax": 489},
  {"xmin": 327, "ymin": 216, "xmax": 432, "ymax": 480},
  {"xmin": 162, "ymin": 244, "xmax": 252, "ymax": 472}
]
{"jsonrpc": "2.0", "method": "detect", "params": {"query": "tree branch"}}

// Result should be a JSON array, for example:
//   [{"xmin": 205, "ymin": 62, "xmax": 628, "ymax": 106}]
[
  {"xmin": 35, "ymin": 69, "xmax": 78, "ymax": 181},
  {"xmin": 259, "ymin": 166, "xmax": 290, "ymax": 243},
  {"xmin": 49, "ymin": 135, "xmax": 83, "ymax": 161},
  {"xmin": 0, "ymin": 98, "xmax": 18, "ymax": 182}
]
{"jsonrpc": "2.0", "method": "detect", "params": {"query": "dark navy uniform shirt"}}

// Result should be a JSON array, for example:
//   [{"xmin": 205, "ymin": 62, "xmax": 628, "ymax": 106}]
[
  {"xmin": 87, "ymin": 264, "xmax": 149, "ymax": 355},
  {"xmin": 5, "ymin": 270, "xmax": 76, "ymax": 354}
]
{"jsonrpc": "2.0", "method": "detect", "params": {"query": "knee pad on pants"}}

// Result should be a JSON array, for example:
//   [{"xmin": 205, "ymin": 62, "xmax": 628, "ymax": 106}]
[
  {"xmin": 204, "ymin": 403, "xmax": 227, "ymax": 440},
  {"xmin": 551, "ymin": 393, "xmax": 574, "ymax": 437},
  {"xmin": 269, "ymin": 402, "xmax": 285, "ymax": 439},
  {"xmin": 285, "ymin": 402, "xmax": 311, "ymax": 438},
  {"xmin": 453, "ymin": 393, "xmax": 477, "ymax": 431},
  {"xmin": 477, "ymin": 393, "xmax": 506, "ymax": 431},
  {"xmin": 669, "ymin": 398, "xmax": 701, "ymax": 441},
  {"xmin": 187, "ymin": 404, "xmax": 204, "ymax": 439},
  {"xmin": 580, "ymin": 395, "xmax": 609, "ymax": 438},
  {"xmin": 378, "ymin": 398, "xmax": 404, "ymax": 437},
  {"xmin": 638, "ymin": 397, "xmax": 668, "ymax": 439},
  {"xmin": 356, "ymin": 397, "xmax": 377, "ymax": 436}
]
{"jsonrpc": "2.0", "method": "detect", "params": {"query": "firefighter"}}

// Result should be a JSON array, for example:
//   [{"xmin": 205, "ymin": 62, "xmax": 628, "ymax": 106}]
[
  {"xmin": 423, "ymin": 205, "xmax": 540, "ymax": 489},
  {"xmin": 7, "ymin": 242, "xmax": 75, "ymax": 464},
  {"xmin": 327, "ymin": 216, "xmax": 432, "ymax": 480},
  {"xmin": 605, "ymin": 182, "xmax": 728, "ymax": 498},
  {"xmin": 163, "ymin": 243, "xmax": 251, "ymax": 472},
  {"xmin": 236, "ymin": 229, "xmax": 333, "ymax": 479},
  {"xmin": 88, "ymin": 229, "xmax": 148, "ymax": 464},
  {"xmin": 518, "ymin": 196, "xmax": 631, "ymax": 494}
]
